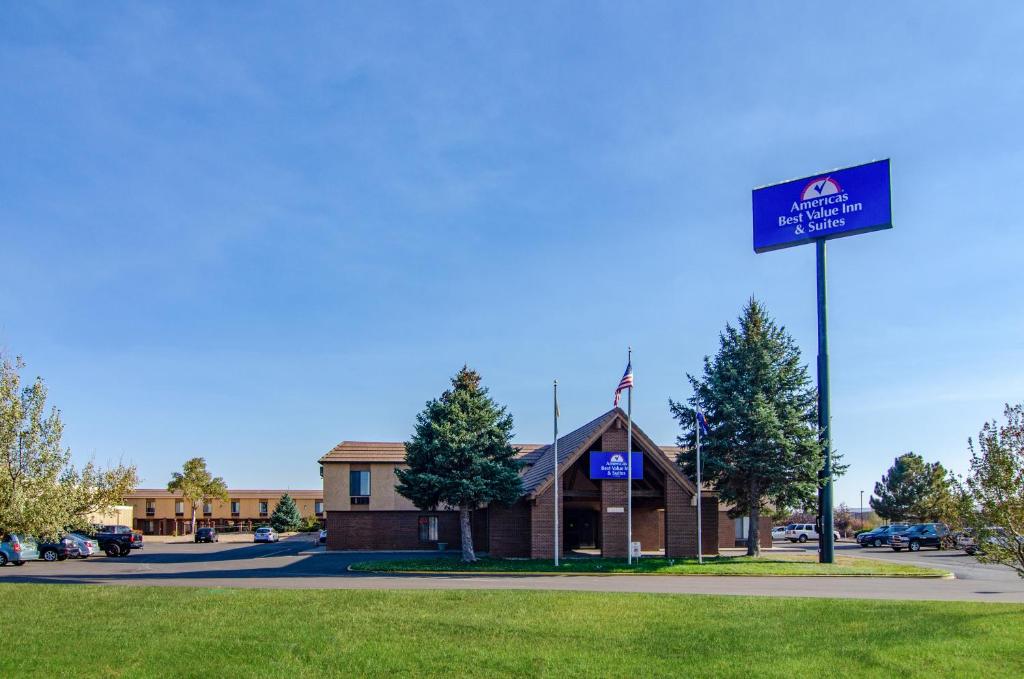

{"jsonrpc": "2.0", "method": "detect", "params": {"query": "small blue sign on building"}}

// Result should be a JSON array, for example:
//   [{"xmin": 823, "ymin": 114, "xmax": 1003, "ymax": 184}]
[
  {"xmin": 752, "ymin": 159, "xmax": 892, "ymax": 253},
  {"xmin": 589, "ymin": 452, "xmax": 643, "ymax": 480}
]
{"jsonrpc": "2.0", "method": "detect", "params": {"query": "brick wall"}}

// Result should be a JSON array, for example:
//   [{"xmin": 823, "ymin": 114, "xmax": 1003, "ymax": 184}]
[
  {"xmin": 632, "ymin": 507, "xmax": 664, "ymax": 551},
  {"xmin": 530, "ymin": 484, "xmax": 562, "ymax": 559},
  {"xmin": 665, "ymin": 478, "xmax": 697, "ymax": 557},
  {"xmin": 599, "ymin": 426, "xmax": 629, "ymax": 557},
  {"xmin": 701, "ymin": 496, "xmax": 719, "ymax": 555},
  {"xmin": 601, "ymin": 427, "xmax": 628, "ymax": 453},
  {"xmin": 759, "ymin": 516, "xmax": 773, "ymax": 548},
  {"xmin": 715, "ymin": 513, "xmax": 774, "ymax": 548},
  {"xmin": 717, "ymin": 510, "xmax": 735, "ymax": 548},
  {"xmin": 489, "ymin": 501, "xmax": 531, "ymax": 557},
  {"xmin": 600, "ymin": 479, "xmax": 628, "ymax": 557},
  {"xmin": 325, "ymin": 510, "xmax": 460, "ymax": 551}
]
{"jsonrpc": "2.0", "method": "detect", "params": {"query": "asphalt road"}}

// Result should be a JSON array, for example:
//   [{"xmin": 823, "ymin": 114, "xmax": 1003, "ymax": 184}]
[{"xmin": 2, "ymin": 536, "xmax": 1022, "ymax": 603}]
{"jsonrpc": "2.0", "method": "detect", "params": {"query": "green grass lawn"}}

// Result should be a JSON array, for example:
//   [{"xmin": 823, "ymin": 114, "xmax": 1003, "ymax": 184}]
[
  {"xmin": 1, "ymin": 584, "xmax": 1021, "ymax": 678},
  {"xmin": 349, "ymin": 553, "xmax": 949, "ymax": 577}
]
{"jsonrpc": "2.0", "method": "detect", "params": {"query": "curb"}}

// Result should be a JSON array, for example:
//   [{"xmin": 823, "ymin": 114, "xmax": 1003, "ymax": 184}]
[{"xmin": 345, "ymin": 564, "xmax": 954, "ymax": 579}]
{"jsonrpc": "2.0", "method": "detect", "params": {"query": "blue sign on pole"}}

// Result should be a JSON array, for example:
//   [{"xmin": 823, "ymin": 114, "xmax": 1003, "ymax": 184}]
[
  {"xmin": 589, "ymin": 452, "xmax": 643, "ymax": 480},
  {"xmin": 752, "ymin": 159, "xmax": 892, "ymax": 253}
]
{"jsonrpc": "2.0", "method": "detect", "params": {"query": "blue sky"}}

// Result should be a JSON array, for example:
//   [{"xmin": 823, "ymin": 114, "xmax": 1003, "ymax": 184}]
[{"xmin": 1, "ymin": 3, "xmax": 1021, "ymax": 508}]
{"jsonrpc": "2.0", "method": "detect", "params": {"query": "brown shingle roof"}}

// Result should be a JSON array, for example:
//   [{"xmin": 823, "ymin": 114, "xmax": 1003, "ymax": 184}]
[
  {"xmin": 320, "ymin": 441, "xmax": 545, "ymax": 463},
  {"xmin": 519, "ymin": 409, "xmax": 620, "ymax": 495}
]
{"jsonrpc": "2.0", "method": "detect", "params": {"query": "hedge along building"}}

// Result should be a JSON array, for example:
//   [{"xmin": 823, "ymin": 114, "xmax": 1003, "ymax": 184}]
[{"xmin": 320, "ymin": 408, "xmax": 749, "ymax": 557}]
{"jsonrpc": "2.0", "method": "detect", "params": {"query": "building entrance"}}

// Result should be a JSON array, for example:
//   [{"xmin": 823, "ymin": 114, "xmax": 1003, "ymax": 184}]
[{"xmin": 564, "ymin": 508, "xmax": 599, "ymax": 550}]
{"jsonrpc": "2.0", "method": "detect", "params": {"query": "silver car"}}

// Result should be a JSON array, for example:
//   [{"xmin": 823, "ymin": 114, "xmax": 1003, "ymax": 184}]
[
  {"xmin": 66, "ymin": 532, "xmax": 100, "ymax": 558},
  {"xmin": 253, "ymin": 527, "xmax": 279, "ymax": 543}
]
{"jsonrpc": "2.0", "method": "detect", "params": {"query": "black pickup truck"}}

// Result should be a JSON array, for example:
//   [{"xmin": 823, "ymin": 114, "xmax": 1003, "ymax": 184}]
[
  {"xmin": 91, "ymin": 525, "xmax": 144, "ymax": 557},
  {"xmin": 889, "ymin": 523, "xmax": 952, "ymax": 552}
]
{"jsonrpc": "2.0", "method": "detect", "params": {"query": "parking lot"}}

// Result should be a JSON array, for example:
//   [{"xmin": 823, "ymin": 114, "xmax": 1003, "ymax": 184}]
[
  {"xmin": 2, "ymin": 535, "xmax": 1022, "ymax": 602},
  {"xmin": 782, "ymin": 539, "xmax": 1021, "ymax": 583}
]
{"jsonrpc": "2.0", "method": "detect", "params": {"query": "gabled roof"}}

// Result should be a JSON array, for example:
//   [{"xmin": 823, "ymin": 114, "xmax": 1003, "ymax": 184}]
[
  {"xmin": 521, "ymin": 408, "xmax": 701, "ymax": 499},
  {"xmin": 519, "ymin": 409, "xmax": 620, "ymax": 495}
]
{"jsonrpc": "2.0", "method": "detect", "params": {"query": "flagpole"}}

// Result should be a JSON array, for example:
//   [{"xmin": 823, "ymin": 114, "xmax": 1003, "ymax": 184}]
[
  {"xmin": 627, "ymin": 347, "xmax": 633, "ymax": 565},
  {"xmin": 695, "ymin": 411, "xmax": 703, "ymax": 565},
  {"xmin": 553, "ymin": 379, "xmax": 559, "ymax": 568}
]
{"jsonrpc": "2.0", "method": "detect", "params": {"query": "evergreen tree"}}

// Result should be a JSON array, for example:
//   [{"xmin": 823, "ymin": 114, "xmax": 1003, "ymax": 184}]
[
  {"xmin": 168, "ymin": 457, "xmax": 228, "ymax": 533},
  {"xmin": 870, "ymin": 452, "xmax": 952, "ymax": 522},
  {"xmin": 396, "ymin": 366, "xmax": 522, "ymax": 562},
  {"xmin": 270, "ymin": 493, "xmax": 303, "ymax": 532},
  {"xmin": 669, "ymin": 298, "xmax": 827, "ymax": 556}
]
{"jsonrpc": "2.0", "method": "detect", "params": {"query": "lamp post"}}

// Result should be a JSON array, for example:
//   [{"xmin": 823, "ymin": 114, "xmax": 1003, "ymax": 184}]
[{"xmin": 859, "ymin": 490, "xmax": 864, "ymax": 531}]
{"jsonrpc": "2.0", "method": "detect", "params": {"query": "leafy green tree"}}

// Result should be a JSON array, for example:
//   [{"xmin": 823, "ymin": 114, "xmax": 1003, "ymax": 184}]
[
  {"xmin": 396, "ymin": 366, "xmax": 522, "ymax": 562},
  {"xmin": 870, "ymin": 453, "xmax": 953, "ymax": 522},
  {"xmin": 960, "ymin": 404, "xmax": 1024, "ymax": 578},
  {"xmin": 270, "ymin": 493, "xmax": 303, "ymax": 532},
  {"xmin": 167, "ymin": 457, "xmax": 228, "ymax": 533},
  {"xmin": 670, "ymin": 298, "xmax": 827, "ymax": 556},
  {"xmin": 0, "ymin": 355, "xmax": 138, "ymax": 538}
]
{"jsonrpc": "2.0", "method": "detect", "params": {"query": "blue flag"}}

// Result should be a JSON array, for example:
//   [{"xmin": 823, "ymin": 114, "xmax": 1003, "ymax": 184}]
[{"xmin": 696, "ymin": 410, "xmax": 709, "ymax": 436}]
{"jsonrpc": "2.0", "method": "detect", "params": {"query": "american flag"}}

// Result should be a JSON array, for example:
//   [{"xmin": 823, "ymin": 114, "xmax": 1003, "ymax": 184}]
[{"xmin": 614, "ymin": 360, "xmax": 633, "ymax": 407}]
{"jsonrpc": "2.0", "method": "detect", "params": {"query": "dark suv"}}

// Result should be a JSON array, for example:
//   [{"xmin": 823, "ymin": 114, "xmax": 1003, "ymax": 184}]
[
  {"xmin": 857, "ymin": 524, "xmax": 910, "ymax": 548},
  {"xmin": 890, "ymin": 523, "xmax": 950, "ymax": 552},
  {"xmin": 194, "ymin": 527, "xmax": 219, "ymax": 544}
]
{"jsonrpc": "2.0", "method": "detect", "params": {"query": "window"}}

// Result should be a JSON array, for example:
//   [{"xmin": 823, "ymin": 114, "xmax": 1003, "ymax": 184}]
[
  {"xmin": 315, "ymin": 500, "xmax": 324, "ymax": 515},
  {"xmin": 203, "ymin": 501, "xmax": 212, "ymax": 516},
  {"xmin": 259, "ymin": 500, "xmax": 269, "ymax": 517},
  {"xmin": 350, "ymin": 471, "xmax": 371, "ymax": 496},
  {"xmin": 418, "ymin": 516, "xmax": 438, "ymax": 542},
  {"xmin": 145, "ymin": 499, "xmax": 155, "ymax": 516},
  {"xmin": 174, "ymin": 500, "xmax": 184, "ymax": 516},
  {"xmin": 230, "ymin": 500, "xmax": 240, "ymax": 516}
]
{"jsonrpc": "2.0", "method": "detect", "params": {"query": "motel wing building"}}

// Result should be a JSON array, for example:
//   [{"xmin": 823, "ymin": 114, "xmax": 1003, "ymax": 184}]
[
  {"xmin": 321, "ymin": 408, "xmax": 770, "ymax": 556},
  {"xmin": 124, "ymin": 489, "xmax": 324, "ymax": 535}
]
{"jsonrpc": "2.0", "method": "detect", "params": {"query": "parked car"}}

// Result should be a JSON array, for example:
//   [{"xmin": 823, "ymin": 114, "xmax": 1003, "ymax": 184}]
[
  {"xmin": 890, "ymin": 523, "xmax": 950, "ymax": 552},
  {"xmin": 38, "ymin": 536, "xmax": 81, "ymax": 562},
  {"xmin": 89, "ymin": 525, "xmax": 144, "ymax": 557},
  {"xmin": 857, "ymin": 524, "xmax": 910, "ymax": 548},
  {"xmin": 958, "ymin": 527, "xmax": 1010, "ymax": 556},
  {"xmin": 318, "ymin": 529, "xmax": 327, "ymax": 544},
  {"xmin": 784, "ymin": 523, "xmax": 841, "ymax": 543},
  {"xmin": 0, "ymin": 534, "xmax": 38, "ymax": 566},
  {"xmin": 194, "ymin": 527, "xmax": 219, "ymax": 543},
  {"xmin": 254, "ymin": 526, "xmax": 279, "ymax": 543},
  {"xmin": 66, "ymin": 532, "xmax": 99, "ymax": 558},
  {"xmin": 770, "ymin": 526, "xmax": 787, "ymax": 541}
]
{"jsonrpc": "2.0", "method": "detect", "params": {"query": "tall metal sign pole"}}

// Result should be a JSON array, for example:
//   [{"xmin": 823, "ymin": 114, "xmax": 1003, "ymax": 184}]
[
  {"xmin": 816, "ymin": 239, "xmax": 834, "ymax": 563},
  {"xmin": 752, "ymin": 159, "xmax": 892, "ymax": 564}
]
